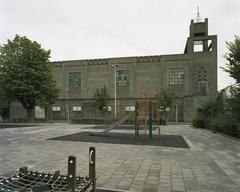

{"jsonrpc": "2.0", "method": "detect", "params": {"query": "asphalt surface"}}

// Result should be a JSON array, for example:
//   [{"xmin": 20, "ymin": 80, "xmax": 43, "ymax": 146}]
[
  {"xmin": 49, "ymin": 131, "xmax": 189, "ymax": 148},
  {"xmin": 0, "ymin": 124, "xmax": 37, "ymax": 129}
]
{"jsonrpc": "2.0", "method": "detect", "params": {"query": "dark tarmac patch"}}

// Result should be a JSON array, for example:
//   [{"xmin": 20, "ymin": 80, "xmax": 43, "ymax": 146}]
[
  {"xmin": 82, "ymin": 125, "xmax": 157, "ymax": 130},
  {"xmin": 48, "ymin": 131, "xmax": 189, "ymax": 148},
  {"xmin": 0, "ymin": 124, "xmax": 37, "ymax": 129}
]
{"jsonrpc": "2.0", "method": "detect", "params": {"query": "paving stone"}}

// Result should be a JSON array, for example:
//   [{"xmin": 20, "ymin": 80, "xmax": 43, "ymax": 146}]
[{"xmin": 0, "ymin": 123, "xmax": 240, "ymax": 192}]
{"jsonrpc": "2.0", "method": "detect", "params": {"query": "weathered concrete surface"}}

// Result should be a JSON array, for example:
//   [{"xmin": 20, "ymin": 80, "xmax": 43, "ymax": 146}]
[{"xmin": 0, "ymin": 124, "xmax": 239, "ymax": 192}]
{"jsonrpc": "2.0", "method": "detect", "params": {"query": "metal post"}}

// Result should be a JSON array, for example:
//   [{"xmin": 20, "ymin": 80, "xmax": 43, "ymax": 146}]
[
  {"xmin": 149, "ymin": 101, "xmax": 152, "ymax": 139},
  {"xmin": 67, "ymin": 156, "xmax": 76, "ymax": 192},
  {"xmin": 175, "ymin": 103, "xmax": 178, "ymax": 123},
  {"xmin": 114, "ymin": 61, "xmax": 117, "ymax": 117},
  {"xmin": 65, "ymin": 89, "xmax": 70, "ymax": 123},
  {"xmin": 89, "ymin": 147, "xmax": 96, "ymax": 192},
  {"xmin": 19, "ymin": 167, "xmax": 28, "ymax": 173},
  {"xmin": 63, "ymin": 64, "xmax": 70, "ymax": 123},
  {"xmin": 19, "ymin": 167, "xmax": 28, "ymax": 191},
  {"xmin": 135, "ymin": 101, "xmax": 139, "ymax": 138},
  {"xmin": 53, "ymin": 170, "xmax": 60, "ymax": 180},
  {"xmin": 111, "ymin": 61, "xmax": 118, "ymax": 118}
]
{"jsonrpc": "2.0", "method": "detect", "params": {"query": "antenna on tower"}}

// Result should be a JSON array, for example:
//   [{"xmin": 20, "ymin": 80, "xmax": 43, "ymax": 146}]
[{"xmin": 195, "ymin": 6, "xmax": 201, "ymax": 23}]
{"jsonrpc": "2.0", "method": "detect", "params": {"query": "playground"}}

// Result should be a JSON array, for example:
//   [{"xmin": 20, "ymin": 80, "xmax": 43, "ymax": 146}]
[
  {"xmin": 0, "ymin": 100, "xmax": 192, "ymax": 191},
  {"xmin": 49, "ymin": 100, "xmax": 189, "ymax": 148},
  {"xmin": 0, "ymin": 96, "xmax": 193, "ymax": 191},
  {"xmin": 0, "ymin": 99, "xmax": 237, "ymax": 191}
]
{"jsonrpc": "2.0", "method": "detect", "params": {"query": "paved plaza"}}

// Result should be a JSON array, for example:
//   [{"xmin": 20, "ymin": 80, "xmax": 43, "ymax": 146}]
[{"xmin": 0, "ymin": 123, "xmax": 240, "ymax": 192}]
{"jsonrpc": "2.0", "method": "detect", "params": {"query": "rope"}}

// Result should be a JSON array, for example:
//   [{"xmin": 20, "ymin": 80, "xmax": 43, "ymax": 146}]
[{"xmin": 0, "ymin": 171, "xmax": 92, "ymax": 192}]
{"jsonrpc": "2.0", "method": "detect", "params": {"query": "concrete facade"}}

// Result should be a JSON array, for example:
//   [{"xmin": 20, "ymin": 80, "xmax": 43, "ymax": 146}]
[{"xmin": 10, "ymin": 18, "xmax": 217, "ymax": 122}]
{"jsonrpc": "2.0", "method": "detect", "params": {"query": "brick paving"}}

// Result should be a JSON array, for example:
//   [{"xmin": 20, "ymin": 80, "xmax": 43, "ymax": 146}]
[{"xmin": 0, "ymin": 123, "xmax": 240, "ymax": 192}]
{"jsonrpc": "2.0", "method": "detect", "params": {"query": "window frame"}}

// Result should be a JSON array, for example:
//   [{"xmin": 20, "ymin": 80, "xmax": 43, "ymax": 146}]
[
  {"xmin": 116, "ymin": 70, "xmax": 130, "ymax": 87},
  {"xmin": 68, "ymin": 72, "xmax": 81, "ymax": 89},
  {"xmin": 52, "ymin": 106, "xmax": 61, "ymax": 112},
  {"xmin": 168, "ymin": 68, "xmax": 185, "ymax": 85},
  {"xmin": 72, "ymin": 106, "xmax": 82, "ymax": 112}
]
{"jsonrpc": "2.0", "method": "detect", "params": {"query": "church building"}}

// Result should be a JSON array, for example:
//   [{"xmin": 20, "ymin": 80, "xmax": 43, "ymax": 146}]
[{"xmin": 10, "ymin": 16, "xmax": 217, "ymax": 122}]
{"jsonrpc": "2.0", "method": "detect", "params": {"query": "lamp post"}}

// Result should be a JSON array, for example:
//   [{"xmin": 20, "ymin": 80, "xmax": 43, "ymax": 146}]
[
  {"xmin": 65, "ymin": 88, "xmax": 70, "ymax": 123},
  {"xmin": 111, "ymin": 61, "xmax": 119, "ymax": 117}
]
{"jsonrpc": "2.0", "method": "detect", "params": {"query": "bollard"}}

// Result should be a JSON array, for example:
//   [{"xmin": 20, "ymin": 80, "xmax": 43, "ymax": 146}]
[
  {"xmin": 19, "ymin": 167, "xmax": 28, "ymax": 173},
  {"xmin": 67, "ymin": 156, "xmax": 76, "ymax": 192},
  {"xmin": 89, "ymin": 147, "xmax": 96, "ymax": 192},
  {"xmin": 53, "ymin": 170, "xmax": 60, "ymax": 180}
]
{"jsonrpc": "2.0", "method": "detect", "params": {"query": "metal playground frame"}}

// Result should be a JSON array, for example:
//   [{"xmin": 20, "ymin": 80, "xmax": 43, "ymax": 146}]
[{"xmin": 0, "ymin": 147, "xmax": 96, "ymax": 192}]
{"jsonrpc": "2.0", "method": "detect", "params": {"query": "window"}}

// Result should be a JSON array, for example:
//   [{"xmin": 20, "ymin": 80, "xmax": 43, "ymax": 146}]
[
  {"xmin": 168, "ymin": 68, "xmax": 184, "ymax": 85},
  {"xmin": 35, "ymin": 106, "xmax": 45, "ymax": 118},
  {"xmin": 208, "ymin": 40, "xmax": 213, "ymax": 51},
  {"xmin": 69, "ymin": 72, "xmax": 81, "ymax": 88},
  {"xmin": 197, "ymin": 80, "xmax": 209, "ymax": 96},
  {"xmin": 125, "ymin": 106, "xmax": 135, "ymax": 112},
  {"xmin": 73, "ymin": 106, "xmax": 81, "ymax": 112},
  {"xmin": 107, "ymin": 106, "xmax": 112, "ymax": 112},
  {"xmin": 194, "ymin": 40, "xmax": 203, "ymax": 52},
  {"xmin": 116, "ymin": 70, "xmax": 129, "ymax": 87},
  {"xmin": 52, "ymin": 106, "xmax": 61, "ymax": 111}
]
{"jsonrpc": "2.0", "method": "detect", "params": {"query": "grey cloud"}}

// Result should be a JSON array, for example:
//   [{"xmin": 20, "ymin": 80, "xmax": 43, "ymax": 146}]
[{"xmin": 0, "ymin": 0, "xmax": 239, "ymax": 89}]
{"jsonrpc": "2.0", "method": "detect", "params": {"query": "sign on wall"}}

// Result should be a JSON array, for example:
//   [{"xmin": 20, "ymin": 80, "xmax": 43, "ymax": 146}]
[{"xmin": 35, "ymin": 106, "xmax": 45, "ymax": 118}]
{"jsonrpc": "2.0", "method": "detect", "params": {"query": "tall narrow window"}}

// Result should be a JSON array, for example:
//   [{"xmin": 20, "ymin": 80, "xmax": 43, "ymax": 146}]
[
  {"xmin": 69, "ymin": 72, "xmax": 81, "ymax": 88},
  {"xmin": 116, "ymin": 70, "xmax": 129, "ymax": 87},
  {"xmin": 197, "ymin": 80, "xmax": 209, "ymax": 96},
  {"xmin": 168, "ymin": 68, "xmax": 184, "ymax": 85}
]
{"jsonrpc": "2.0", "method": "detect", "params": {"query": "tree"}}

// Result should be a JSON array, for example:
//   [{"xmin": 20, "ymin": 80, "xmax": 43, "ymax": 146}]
[
  {"xmin": 223, "ymin": 36, "xmax": 240, "ymax": 121},
  {"xmin": 156, "ymin": 88, "xmax": 176, "ymax": 124},
  {"xmin": 226, "ymin": 86, "xmax": 240, "ymax": 121},
  {"xmin": 223, "ymin": 36, "xmax": 240, "ymax": 83},
  {"xmin": 0, "ymin": 35, "xmax": 59, "ymax": 121},
  {"xmin": 0, "ymin": 82, "xmax": 9, "ymax": 117},
  {"xmin": 93, "ymin": 86, "xmax": 110, "ymax": 114}
]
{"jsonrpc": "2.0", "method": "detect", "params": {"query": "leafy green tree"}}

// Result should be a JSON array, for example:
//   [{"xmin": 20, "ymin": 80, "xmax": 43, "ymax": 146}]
[
  {"xmin": 223, "ymin": 36, "xmax": 240, "ymax": 121},
  {"xmin": 226, "ymin": 86, "xmax": 240, "ymax": 121},
  {"xmin": 156, "ymin": 88, "xmax": 176, "ymax": 124},
  {"xmin": 223, "ymin": 36, "xmax": 240, "ymax": 83},
  {"xmin": 0, "ymin": 83, "xmax": 9, "ymax": 117},
  {"xmin": 0, "ymin": 35, "xmax": 59, "ymax": 121},
  {"xmin": 93, "ymin": 86, "xmax": 110, "ymax": 113}
]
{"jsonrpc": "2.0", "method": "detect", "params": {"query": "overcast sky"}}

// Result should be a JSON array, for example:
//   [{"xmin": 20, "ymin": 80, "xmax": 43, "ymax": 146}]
[{"xmin": 1, "ymin": 0, "xmax": 239, "ymax": 89}]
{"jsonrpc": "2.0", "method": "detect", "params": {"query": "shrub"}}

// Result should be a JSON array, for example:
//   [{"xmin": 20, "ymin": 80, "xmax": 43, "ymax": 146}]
[
  {"xmin": 11, "ymin": 118, "xmax": 28, "ymax": 123},
  {"xmin": 192, "ymin": 115, "xmax": 207, "ymax": 128},
  {"xmin": 209, "ymin": 114, "xmax": 238, "ymax": 136}
]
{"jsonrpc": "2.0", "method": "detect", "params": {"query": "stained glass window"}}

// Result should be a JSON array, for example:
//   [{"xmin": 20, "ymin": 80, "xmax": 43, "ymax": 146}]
[
  {"xmin": 116, "ymin": 70, "xmax": 129, "ymax": 87},
  {"xmin": 168, "ymin": 68, "xmax": 184, "ymax": 85},
  {"xmin": 69, "ymin": 72, "xmax": 81, "ymax": 88}
]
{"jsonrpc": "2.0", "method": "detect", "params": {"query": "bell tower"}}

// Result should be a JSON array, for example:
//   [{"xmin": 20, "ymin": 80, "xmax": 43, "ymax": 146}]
[
  {"xmin": 184, "ymin": 8, "xmax": 216, "ymax": 54},
  {"xmin": 190, "ymin": 6, "xmax": 208, "ymax": 38},
  {"xmin": 184, "ymin": 8, "xmax": 217, "ymax": 96}
]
